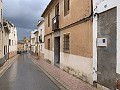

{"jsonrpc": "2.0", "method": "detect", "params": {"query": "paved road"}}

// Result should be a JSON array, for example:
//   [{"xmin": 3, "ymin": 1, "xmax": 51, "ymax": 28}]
[{"xmin": 0, "ymin": 54, "xmax": 60, "ymax": 90}]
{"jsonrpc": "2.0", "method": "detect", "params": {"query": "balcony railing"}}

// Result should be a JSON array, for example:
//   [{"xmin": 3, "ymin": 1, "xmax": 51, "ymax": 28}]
[{"xmin": 52, "ymin": 15, "xmax": 60, "ymax": 31}]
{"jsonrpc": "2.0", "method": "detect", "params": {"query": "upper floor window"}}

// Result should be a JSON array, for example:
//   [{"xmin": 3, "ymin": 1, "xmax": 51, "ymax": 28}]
[
  {"xmin": 48, "ymin": 13, "xmax": 50, "ymax": 27},
  {"xmin": 64, "ymin": 0, "xmax": 70, "ymax": 16},
  {"xmin": 1, "ymin": 9, "xmax": 2, "ymax": 19},
  {"xmin": 9, "ymin": 39, "xmax": 11, "ymax": 46},
  {"xmin": 55, "ymin": 3, "xmax": 59, "ymax": 15}
]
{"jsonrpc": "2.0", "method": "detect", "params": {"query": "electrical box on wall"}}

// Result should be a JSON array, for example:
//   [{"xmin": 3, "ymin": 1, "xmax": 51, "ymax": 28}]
[{"xmin": 97, "ymin": 38, "xmax": 107, "ymax": 47}]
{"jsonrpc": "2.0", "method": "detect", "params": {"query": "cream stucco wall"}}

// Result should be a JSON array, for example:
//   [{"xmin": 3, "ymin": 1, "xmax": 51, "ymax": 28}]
[
  {"xmin": 42, "ymin": 0, "xmax": 93, "ymax": 85},
  {"xmin": 60, "ymin": 52, "xmax": 93, "ymax": 84},
  {"xmin": 9, "ymin": 26, "xmax": 17, "ymax": 53},
  {"xmin": 44, "ymin": 49, "xmax": 54, "ymax": 64}
]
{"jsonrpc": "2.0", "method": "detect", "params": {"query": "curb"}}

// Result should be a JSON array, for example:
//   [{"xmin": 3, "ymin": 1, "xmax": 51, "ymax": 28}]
[
  {"xmin": 0, "ymin": 55, "xmax": 19, "ymax": 78},
  {"xmin": 28, "ymin": 55, "xmax": 70, "ymax": 90}
]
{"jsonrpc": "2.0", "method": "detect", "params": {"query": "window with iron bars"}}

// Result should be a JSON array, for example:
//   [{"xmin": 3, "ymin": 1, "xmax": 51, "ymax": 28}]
[{"xmin": 63, "ymin": 33, "xmax": 70, "ymax": 52}]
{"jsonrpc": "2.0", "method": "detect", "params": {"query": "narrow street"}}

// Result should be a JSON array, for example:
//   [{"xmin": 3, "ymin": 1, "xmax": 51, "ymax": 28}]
[{"xmin": 0, "ymin": 54, "xmax": 60, "ymax": 90}]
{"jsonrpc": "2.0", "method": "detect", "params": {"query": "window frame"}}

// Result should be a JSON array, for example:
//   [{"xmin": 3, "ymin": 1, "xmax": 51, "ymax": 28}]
[
  {"xmin": 64, "ymin": 0, "xmax": 70, "ymax": 16},
  {"xmin": 48, "ymin": 13, "xmax": 50, "ymax": 27},
  {"xmin": 63, "ymin": 33, "xmax": 70, "ymax": 53}
]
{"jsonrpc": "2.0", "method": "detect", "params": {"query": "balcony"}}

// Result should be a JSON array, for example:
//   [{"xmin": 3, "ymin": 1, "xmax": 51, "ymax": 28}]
[
  {"xmin": 52, "ymin": 15, "xmax": 60, "ymax": 31},
  {"xmin": 3, "ymin": 21, "xmax": 10, "ymax": 33}
]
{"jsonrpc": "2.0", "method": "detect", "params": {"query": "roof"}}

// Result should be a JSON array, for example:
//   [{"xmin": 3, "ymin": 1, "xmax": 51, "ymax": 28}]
[
  {"xmin": 41, "ymin": 0, "xmax": 56, "ymax": 17},
  {"xmin": 37, "ymin": 18, "xmax": 44, "ymax": 27},
  {"xmin": 33, "ymin": 30, "xmax": 38, "ymax": 34},
  {"xmin": 18, "ymin": 41, "xmax": 24, "ymax": 44}
]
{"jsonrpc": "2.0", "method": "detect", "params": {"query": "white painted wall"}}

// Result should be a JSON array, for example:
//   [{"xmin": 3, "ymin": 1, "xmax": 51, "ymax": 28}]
[
  {"xmin": 9, "ymin": 26, "xmax": 17, "ymax": 53},
  {"xmin": 30, "ymin": 30, "xmax": 36, "ymax": 53},
  {"xmin": 60, "ymin": 52, "xmax": 93, "ymax": 84},
  {"xmin": 44, "ymin": 49, "xmax": 54, "ymax": 64},
  {"xmin": 37, "ymin": 21, "xmax": 45, "ymax": 54},
  {"xmin": 93, "ymin": 0, "xmax": 120, "ymax": 82}
]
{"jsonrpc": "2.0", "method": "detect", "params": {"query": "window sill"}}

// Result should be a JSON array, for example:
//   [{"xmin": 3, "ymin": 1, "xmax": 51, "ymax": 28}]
[{"xmin": 63, "ymin": 50, "xmax": 70, "ymax": 53}]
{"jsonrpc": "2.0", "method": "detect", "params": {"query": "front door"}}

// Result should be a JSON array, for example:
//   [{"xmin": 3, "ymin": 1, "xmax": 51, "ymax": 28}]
[
  {"xmin": 97, "ymin": 7, "xmax": 117, "ymax": 90},
  {"xmin": 54, "ymin": 37, "xmax": 60, "ymax": 67}
]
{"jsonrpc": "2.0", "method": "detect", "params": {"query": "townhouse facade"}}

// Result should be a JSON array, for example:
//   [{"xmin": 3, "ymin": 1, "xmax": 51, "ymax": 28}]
[
  {"xmin": 9, "ymin": 23, "xmax": 17, "ymax": 58},
  {"xmin": 41, "ymin": 0, "xmax": 93, "ymax": 85},
  {"xmin": 0, "ymin": 19, "xmax": 10, "ymax": 66},
  {"xmin": 30, "ymin": 30, "xmax": 36, "ymax": 54},
  {"xmin": 37, "ymin": 19, "xmax": 45, "ymax": 60},
  {"xmin": 17, "ymin": 41, "xmax": 24, "ymax": 53},
  {"xmin": 34, "ymin": 30, "xmax": 39, "ymax": 55},
  {"xmin": 0, "ymin": 0, "xmax": 3, "ymax": 66},
  {"xmin": 0, "ymin": 1, "xmax": 18, "ymax": 66},
  {"xmin": 23, "ymin": 37, "xmax": 30, "ymax": 52},
  {"xmin": 93, "ymin": 0, "xmax": 120, "ymax": 90}
]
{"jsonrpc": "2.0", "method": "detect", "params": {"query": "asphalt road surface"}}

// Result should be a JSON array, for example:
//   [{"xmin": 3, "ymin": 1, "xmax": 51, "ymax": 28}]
[{"xmin": 0, "ymin": 54, "xmax": 60, "ymax": 90}]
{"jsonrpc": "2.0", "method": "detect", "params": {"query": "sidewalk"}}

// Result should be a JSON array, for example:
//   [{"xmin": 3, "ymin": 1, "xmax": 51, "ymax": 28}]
[
  {"xmin": 29, "ymin": 54, "xmax": 97, "ymax": 90},
  {"xmin": 0, "ymin": 55, "xmax": 18, "ymax": 78}
]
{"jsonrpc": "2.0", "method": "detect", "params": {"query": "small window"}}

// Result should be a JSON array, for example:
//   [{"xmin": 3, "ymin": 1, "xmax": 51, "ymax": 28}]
[
  {"xmin": 6, "ymin": 46, "xmax": 7, "ymax": 53},
  {"xmin": 9, "ymin": 39, "xmax": 11, "ymax": 46},
  {"xmin": 41, "ymin": 45, "xmax": 42, "ymax": 51},
  {"xmin": 48, "ymin": 39, "xmax": 50, "ymax": 50},
  {"xmin": 4, "ymin": 46, "xmax": 5, "ymax": 55},
  {"xmin": 1, "ymin": 9, "xmax": 2, "ymax": 19},
  {"xmin": 63, "ymin": 33, "xmax": 70, "ymax": 52},
  {"xmin": 64, "ymin": 0, "xmax": 70, "ymax": 16},
  {"xmin": 48, "ymin": 13, "xmax": 50, "ymax": 27},
  {"xmin": 12, "ymin": 40, "xmax": 13, "ymax": 46}
]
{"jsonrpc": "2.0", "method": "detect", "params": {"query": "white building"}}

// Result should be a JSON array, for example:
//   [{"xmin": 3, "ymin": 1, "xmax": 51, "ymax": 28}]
[
  {"xmin": 9, "ymin": 24, "xmax": 17, "ymax": 58},
  {"xmin": 0, "ymin": 0, "xmax": 3, "ymax": 66},
  {"xmin": 93, "ymin": 0, "xmax": 120, "ymax": 89},
  {"xmin": 37, "ymin": 19, "xmax": 45, "ymax": 60},
  {"xmin": 30, "ymin": 30, "xmax": 36, "ymax": 53}
]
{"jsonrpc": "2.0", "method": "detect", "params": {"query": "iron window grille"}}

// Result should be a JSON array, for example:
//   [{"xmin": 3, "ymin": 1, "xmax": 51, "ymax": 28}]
[{"xmin": 63, "ymin": 34, "xmax": 70, "ymax": 52}]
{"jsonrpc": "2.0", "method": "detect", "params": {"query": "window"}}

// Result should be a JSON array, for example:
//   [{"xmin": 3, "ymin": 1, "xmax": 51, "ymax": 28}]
[
  {"xmin": 64, "ymin": 0, "xmax": 70, "ymax": 16},
  {"xmin": 55, "ymin": 4, "xmax": 59, "ymax": 15},
  {"xmin": 48, "ymin": 13, "xmax": 50, "ymax": 27},
  {"xmin": 63, "ymin": 33, "xmax": 70, "ymax": 52},
  {"xmin": 6, "ymin": 46, "xmax": 7, "ymax": 53},
  {"xmin": 4, "ymin": 46, "xmax": 5, "ymax": 55},
  {"xmin": 41, "ymin": 45, "xmax": 42, "ymax": 51},
  {"xmin": 41, "ymin": 29, "xmax": 42, "ymax": 35},
  {"xmin": 12, "ymin": 40, "xmax": 13, "ymax": 46},
  {"xmin": 9, "ymin": 39, "xmax": 11, "ymax": 46},
  {"xmin": 39, "ymin": 36, "xmax": 42, "ymax": 43},
  {"xmin": 1, "ymin": 9, "xmax": 2, "ymax": 19},
  {"xmin": 48, "ymin": 39, "xmax": 50, "ymax": 50}
]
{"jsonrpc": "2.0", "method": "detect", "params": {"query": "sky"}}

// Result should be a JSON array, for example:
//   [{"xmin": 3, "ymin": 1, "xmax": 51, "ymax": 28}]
[{"xmin": 3, "ymin": 0, "xmax": 51, "ymax": 40}]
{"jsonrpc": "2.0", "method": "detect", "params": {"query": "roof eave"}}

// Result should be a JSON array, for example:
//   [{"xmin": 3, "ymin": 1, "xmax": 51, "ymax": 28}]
[{"xmin": 41, "ymin": 0, "xmax": 55, "ymax": 17}]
